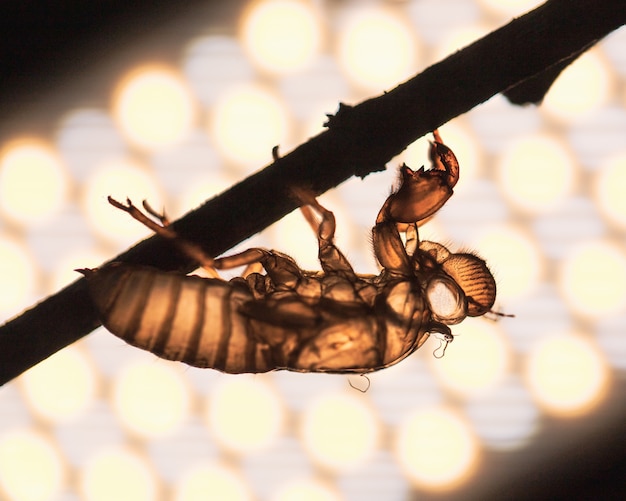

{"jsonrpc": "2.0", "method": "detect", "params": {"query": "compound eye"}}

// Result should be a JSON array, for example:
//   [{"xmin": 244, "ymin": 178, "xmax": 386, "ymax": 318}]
[
  {"xmin": 442, "ymin": 253, "xmax": 496, "ymax": 316},
  {"xmin": 426, "ymin": 274, "xmax": 467, "ymax": 325}
]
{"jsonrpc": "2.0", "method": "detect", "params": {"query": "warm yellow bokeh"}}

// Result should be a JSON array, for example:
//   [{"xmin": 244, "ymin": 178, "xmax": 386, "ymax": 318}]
[
  {"xmin": 113, "ymin": 362, "xmax": 190, "ymax": 438},
  {"xmin": 209, "ymin": 84, "xmax": 289, "ymax": 168},
  {"xmin": 395, "ymin": 407, "xmax": 479, "ymax": 490},
  {"xmin": 336, "ymin": 7, "xmax": 417, "ymax": 92},
  {"xmin": 0, "ymin": 140, "xmax": 69, "ymax": 227},
  {"xmin": 174, "ymin": 463, "xmax": 252, "ymax": 501},
  {"xmin": 0, "ymin": 237, "xmax": 36, "ymax": 318},
  {"xmin": 478, "ymin": 0, "xmax": 543, "ymax": 16},
  {"xmin": 0, "ymin": 429, "xmax": 65, "ymax": 501},
  {"xmin": 471, "ymin": 224, "xmax": 543, "ymax": 301},
  {"xmin": 558, "ymin": 240, "xmax": 626, "ymax": 318},
  {"xmin": 300, "ymin": 392, "xmax": 378, "ymax": 472},
  {"xmin": 80, "ymin": 447, "xmax": 158, "ymax": 501},
  {"xmin": 241, "ymin": 0, "xmax": 321, "ymax": 75},
  {"xmin": 20, "ymin": 345, "xmax": 96, "ymax": 423},
  {"xmin": 271, "ymin": 478, "xmax": 341, "ymax": 501},
  {"xmin": 49, "ymin": 248, "xmax": 109, "ymax": 292},
  {"xmin": 434, "ymin": 25, "xmax": 491, "ymax": 62},
  {"xmin": 543, "ymin": 49, "xmax": 613, "ymax": 122},
  {"xmin": 429, "ymin": 318, "xmax": 510, "ymax": 397},
  {"xmin": 498, "ymin": 134, "xmax": 575, "ymax": 214},
  {"xmin": 113, "ymin": 66, "xmax": 195, "ymax": 151},
  {"xmin": 594, "ymin": 153, "xmax": 626, "ymax": 229},
  {"xmin": 205, "ymin": 377, "xmax": 283, "ymax": 454},
  {"xmin": 525, "ymin": 334, "xmax": 610, "ymax": 417},
  {"xmin": 81, "ymin": 158, "xmax": 163, "ymax": 246}
]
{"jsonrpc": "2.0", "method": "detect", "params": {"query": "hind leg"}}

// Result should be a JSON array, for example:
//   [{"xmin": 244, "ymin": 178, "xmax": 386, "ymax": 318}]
[{"xmin": 293, "ymin": 189, "xmax": 356, "ymax": 278}]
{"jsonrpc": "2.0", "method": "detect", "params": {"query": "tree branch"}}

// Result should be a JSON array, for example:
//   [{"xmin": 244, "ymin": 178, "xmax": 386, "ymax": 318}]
[{"xmin": 1, "ymin": 0, "xmax": 624, "ymax": 386}]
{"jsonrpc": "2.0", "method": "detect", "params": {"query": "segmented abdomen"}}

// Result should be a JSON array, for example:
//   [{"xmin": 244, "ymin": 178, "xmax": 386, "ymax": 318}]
[{"xmin": 83, "ymin": 264, "xmax": 272, "ymax": 373}]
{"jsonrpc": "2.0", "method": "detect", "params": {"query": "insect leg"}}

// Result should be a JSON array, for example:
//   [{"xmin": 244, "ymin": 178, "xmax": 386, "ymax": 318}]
[
  {"xmin": 293, "ymin": 188, "xmax": 356, "ymax": 277},
  {"xmin": 108, "ymin": 197, "xmax": 220, "ymax": 276}
]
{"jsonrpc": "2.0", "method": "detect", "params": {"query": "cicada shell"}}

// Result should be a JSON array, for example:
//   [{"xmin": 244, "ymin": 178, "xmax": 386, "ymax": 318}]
[{"xmin": 80, "ymin": 132, "xmax": 501, "ymax": 374}]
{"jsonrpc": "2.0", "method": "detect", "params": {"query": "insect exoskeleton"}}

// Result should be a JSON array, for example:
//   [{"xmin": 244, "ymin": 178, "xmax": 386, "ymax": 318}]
[{"xmin": 80, "ymin": 130, "xmax": 501, "ymax": 374}]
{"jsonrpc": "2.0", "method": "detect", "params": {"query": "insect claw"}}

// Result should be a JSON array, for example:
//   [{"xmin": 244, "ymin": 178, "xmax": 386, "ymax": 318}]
[
  {"xmin": 142, "ymin": 200, "xmax": 169, "ymax": 226},
  {"xmin": 107, "ymin": 196, "xmax": 128, "ymax": 211},
  {"xmin": 272, "ymin": 145, "xmax": 280, "ymax": 161}
]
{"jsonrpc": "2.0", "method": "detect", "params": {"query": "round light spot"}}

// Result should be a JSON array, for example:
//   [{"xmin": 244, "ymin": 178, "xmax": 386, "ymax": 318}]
[
  {"xmin": 0, "ymin": 429, "xmax": 65, "ymax": 501},
  {"xmin": 176, "ymin": 173, "xmax": 236, "ymax": 217},
  {"xmin": 49, "ymin": 248, "xmax": 108, "ymax": 292},
  {"xmin": 300, "ymin": 392, "xmax": 379, "ymax": 472},
  {"xmin": 478, "ymin": 0, "xmax": 543, "ymax": 16},
  {"xmin": 471, "ymin": 224, "xmax": 542, "ymax": 301},
  {"xmin": 465, "ymin": 375, "xmax": 539, "ymax": 450},
  {"xmin": 543, "ymin": 49, "xmax": 613, "ymax": 122},
  {"xmin": 81, "ymin": 158, "xmax": 163, "ymax": 246},
  {"xmin": 0, "ymin": 140, "xmax": 69, "ymax": 227},
  {"xmin": 429, "ymin": 318, "xmax": 510, "ymax": 397},
  {"xmin": 20, "ymin": 345, "xmax": 96, "ymax": 423},
  {"xmin": 558, "ymin": 240, "xmax": 626, "ymax": 318},
  {"xmin": 594, "ymin": 153, "xmax": 626, "ymax": 229},
  {"xmin": 395, "ymin": 407, "xmax": 479, "ymax": 490},
  {"xmin": 525, "ymin": 334, "xmax": 610, "ymax": 416},
  {"xmin": 336, "ymin": 8, "xmax": 418, "ymax": 92},
  {"xmin": 113, "ymin": 362, "xmax": 190, "ymax": 438},
  {"xmin": 241, "ymin": 0, "xmax": 321, "ymax": 75},
  {"xmin": 271, "ymin": 478, "xmax": 340, "ymax": 501},
  {"xmin": 498, "ymin": 134, "xmax": 575, "ymax": 213},
  {"xmin": 80, "ymin": 447, "xmax": 158, "ymax": 501},
  {"xmin": 112, "ymin": 66, "xmax": 195, "ymax": 151},
  {"xmin": 209, "ymin": 84, "xmax": 289, "ymax": 169},
  {"xmin": 0, "ymin": 237, "xmax": 37, "ymax": 317},
  {"xmin": 206, "ymin": 377, "xmax": 283, "ymax": 454},
  {"xmin": 174, "ymin": 462, "xmax": 252, "ymax": 501}
]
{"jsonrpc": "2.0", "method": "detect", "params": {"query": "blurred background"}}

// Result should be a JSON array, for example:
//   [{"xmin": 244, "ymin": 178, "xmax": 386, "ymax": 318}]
[{"xmin": 0, "ymin": 0, "xmax": 625, "ymax": 499}]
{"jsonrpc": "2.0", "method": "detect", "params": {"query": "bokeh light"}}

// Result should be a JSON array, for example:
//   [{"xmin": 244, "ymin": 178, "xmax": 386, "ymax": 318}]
[
  {"xmin": 209, "ymin": 83, "xmax": 289, "ymax": 168},
  {"xmin": 336, "ymin": 7, "xmax": 418, "ymax": 92},
  {"xmin": 81, "ymin": 157, "xmax": 163, "ymax": 246},
  {"xmin": 0, "ymin": 236, "xmax": 37, "ymax": 318},
  {"xmin": 0, "ymin": 140, "xmax": 69, "ymax": 227},
  {"xmin": 395, "ymin": 406, "xmax": 479, "ymax": 490},
  {"xmin": 497, "ymin": 134, "xmax": 576, "ymax": 214},
  {"xmin": 465, "ymin": 375, "xmax": 539, "ymax": 450},
  {"xmin": 0, "ymin": 429, "xmax": 65, "ymax": 501},
  {"xmin": 80, "ymin": 447, "xmax": 158, "ymax": 501},
  {"xmin": 112, "ymin": 66, "xmax": 195, "ymax": 151},
  {"xmin": 594, "ymin": 152, "xmax": 626, "ymax": 228},
  {"xmin": 113, "ymin": 361, "xmax": 190, "ymax": 438},
  {"xmin": 20, "ymin": 345, "xmax": 96, "ymax": 423},
  {"xmin": 478, "ymin": 0, "xmax": 543, "ymax": 16},
  {"xmin": 429, "ymin": 318, "xmax": 511, "ymax": 397},
  {"xmin": 558, "ymin": 240, "xmax": 626, "ymax": 318},
  {"xmin": 300, "ymin": 392, "xmax": 379, "ymax": 472},
  {"xmin": 241, "ymin": 0, "xmax": 321, "ymax": 75},
  {"xmin": 49, "ymin": 248, "xmax": 109, "ymax": 292},
  {"xmin": 543, "ymin": 49, "xmax": 613, "ymax": 122},
  {"xmin": 174, "ymin": 462, "xmax": 252, "ymax": 501},
  {"xmin": 205, "ymin": 377, "xmax": 284, "ymax": 454},
  {"xmin": 471, "ymin": 224, "xmax": 543, "ymax": 301},
  {"xmin": 271, "ymin": 478, "xmax": 341, "ymax": 501},
  {"xmin": 525, "ymin": 334, "xmax": 610, "ymax": 417}
]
